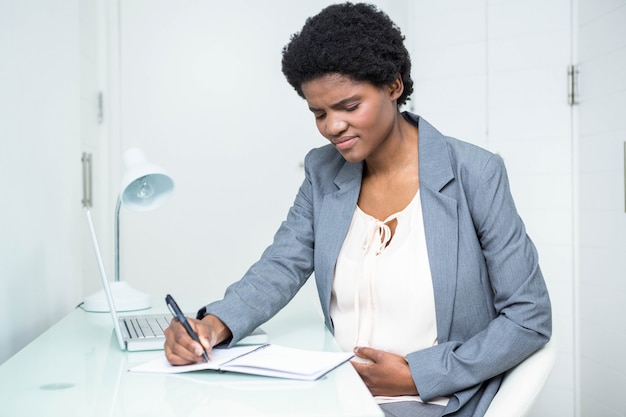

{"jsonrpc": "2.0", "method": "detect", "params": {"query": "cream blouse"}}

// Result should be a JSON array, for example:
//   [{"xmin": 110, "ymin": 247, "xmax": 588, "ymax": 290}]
[{"xmin": 331, "ymin": 190, "xmax": 448, "ymax": 406}]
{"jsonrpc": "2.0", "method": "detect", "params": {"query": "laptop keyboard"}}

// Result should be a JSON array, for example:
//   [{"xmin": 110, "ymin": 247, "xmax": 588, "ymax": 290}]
[{"xmin": 122, "ymin": 315, "xmax": 171, "ymax": 339}]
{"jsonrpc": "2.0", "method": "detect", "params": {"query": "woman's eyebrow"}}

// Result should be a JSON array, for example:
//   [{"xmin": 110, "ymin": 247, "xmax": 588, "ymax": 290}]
[{"xmin": 309, "ymin": 96, "xmax": 359, "ymax": 113}]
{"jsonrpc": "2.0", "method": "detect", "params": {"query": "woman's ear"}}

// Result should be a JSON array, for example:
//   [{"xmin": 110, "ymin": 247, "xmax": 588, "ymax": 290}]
[{"xmin": 388, "ymin": 75, "xmax": 404, "ymax": 101}]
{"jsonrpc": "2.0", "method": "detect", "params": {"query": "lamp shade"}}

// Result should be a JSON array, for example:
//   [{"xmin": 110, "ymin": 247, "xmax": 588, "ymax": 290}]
[{"xmin": 120, "ymin": 148, "xmax": 174, "ymax": 211}]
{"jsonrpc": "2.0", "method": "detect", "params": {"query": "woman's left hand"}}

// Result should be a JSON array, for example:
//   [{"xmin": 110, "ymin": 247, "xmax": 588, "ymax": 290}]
[{"xmin": 351, "ymin": 346, "xmax": 419, "ymax": 396}]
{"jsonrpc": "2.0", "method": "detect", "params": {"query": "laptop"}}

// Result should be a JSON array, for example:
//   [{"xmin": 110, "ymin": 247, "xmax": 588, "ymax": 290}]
[
  {"xmin": 115, "ymin": 312, "xmax": 267, "ymax": 351},
  {"xmin": 84, "ymin": 207, "xmax": 266, "ymax": 352}
]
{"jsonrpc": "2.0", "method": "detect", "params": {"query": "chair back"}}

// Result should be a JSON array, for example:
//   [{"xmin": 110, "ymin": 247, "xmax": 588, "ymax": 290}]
[{"xmin": 483, "ymin": 336, "xmax": 557, "ymax": 417}]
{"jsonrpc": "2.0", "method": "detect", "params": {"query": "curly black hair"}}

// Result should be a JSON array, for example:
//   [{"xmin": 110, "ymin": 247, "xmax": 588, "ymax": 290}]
[{"xmin": 281, "ymin": 2, "xmax": 413, "ymax": 107}]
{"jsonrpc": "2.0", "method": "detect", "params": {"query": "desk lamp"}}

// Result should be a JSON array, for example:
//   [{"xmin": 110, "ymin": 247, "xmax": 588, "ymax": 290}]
[{"xmin": 83, "ymin": 148, "xmax": 174, "ymax": 312}]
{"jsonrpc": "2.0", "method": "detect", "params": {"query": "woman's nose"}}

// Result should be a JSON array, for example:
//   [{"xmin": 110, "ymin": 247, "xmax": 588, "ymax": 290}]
[{"xmin": 325, "ymin": 114, "xmax": 348, "ymax": 137}]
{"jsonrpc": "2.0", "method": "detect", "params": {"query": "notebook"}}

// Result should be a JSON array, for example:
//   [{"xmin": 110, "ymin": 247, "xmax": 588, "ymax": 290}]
[
  {"xmin": 83, "ymin": 207, "xmax": 267, "ymax": 352},
  {"xmin": 130, "ymin": 343, "xmax": 354, "ymax": 381}
]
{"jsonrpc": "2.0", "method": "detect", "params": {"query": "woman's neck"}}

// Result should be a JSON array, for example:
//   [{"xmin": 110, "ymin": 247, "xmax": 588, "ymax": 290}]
[{"xmin": 363, "ymin": 115, "xmax": 418, "ymax": 179}]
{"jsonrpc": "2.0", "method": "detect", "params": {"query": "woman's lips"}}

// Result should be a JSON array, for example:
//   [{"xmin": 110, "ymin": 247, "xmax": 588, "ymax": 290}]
[{"xmin": 333, "ymin": 136, "xmax": 358, "ymax": 151}]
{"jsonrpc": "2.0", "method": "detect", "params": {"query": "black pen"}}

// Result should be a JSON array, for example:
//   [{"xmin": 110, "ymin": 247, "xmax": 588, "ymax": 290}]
[{"xmin": 165, "ymin": 294, "xmax": 209, "ymax": 362}]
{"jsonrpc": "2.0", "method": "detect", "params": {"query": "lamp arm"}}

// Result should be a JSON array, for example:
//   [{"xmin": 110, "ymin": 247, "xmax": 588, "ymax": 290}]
[{"xmin": 114, "ymin": 196, "xmax": 122, "ymax": 282}]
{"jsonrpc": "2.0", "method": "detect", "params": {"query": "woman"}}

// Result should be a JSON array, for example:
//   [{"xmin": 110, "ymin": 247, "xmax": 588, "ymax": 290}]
[{"xmin": 164, "ymin": 3, "xmax": 551, "ymax": 416}]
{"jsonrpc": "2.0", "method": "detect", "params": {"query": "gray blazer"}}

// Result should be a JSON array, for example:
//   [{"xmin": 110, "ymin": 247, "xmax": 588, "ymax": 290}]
[{"xmin": 203, "ymin": 113, "xmax": 552, "ymax": 416}]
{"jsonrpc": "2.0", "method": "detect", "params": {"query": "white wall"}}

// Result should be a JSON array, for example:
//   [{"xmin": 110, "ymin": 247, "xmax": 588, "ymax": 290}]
[{"xmin": 0, "ymin": 0, "xmax": 83, "ymax": 364}]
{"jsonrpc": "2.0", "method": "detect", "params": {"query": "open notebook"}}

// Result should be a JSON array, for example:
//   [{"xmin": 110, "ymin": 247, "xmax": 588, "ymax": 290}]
[
  {"xmin": 83, "ymin": 207, "xmax": 266, "ymax": 352},
  {"xmin": 130, "ymin": 344, "xmax": 354, "ymax": 381}
]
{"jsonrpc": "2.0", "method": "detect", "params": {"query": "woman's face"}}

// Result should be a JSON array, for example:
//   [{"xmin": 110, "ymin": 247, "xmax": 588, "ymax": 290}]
[{"xmin": 301, "ymin": 73, "xmax": 402, "ymax": 163}]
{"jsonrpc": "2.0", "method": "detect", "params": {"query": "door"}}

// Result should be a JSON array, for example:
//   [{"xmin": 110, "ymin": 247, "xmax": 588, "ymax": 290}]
[{"xmin": 576, "ymin": 1, "xmax": 626, "ymax": 415}]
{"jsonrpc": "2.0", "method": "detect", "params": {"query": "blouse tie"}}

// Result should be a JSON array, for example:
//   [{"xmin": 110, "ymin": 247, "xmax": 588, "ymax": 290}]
[
  {"xmin": 362, "ymin": 218, "xmax": 394, "ymax": 256},
  {"xmin": 354, "ymin": 213, "xmax": 399, "ymax": 348}
]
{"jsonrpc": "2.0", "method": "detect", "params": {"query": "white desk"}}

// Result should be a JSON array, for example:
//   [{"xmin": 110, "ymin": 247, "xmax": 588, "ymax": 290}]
[{"xmin": 0, "ymin": 299, "xmax": 383, "ymax": 417}]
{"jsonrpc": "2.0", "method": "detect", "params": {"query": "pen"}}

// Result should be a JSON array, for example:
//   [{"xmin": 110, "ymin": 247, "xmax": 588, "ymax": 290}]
[{"xmin": 165, "ymin": 294, "xmax": 209, "ymax": 362}]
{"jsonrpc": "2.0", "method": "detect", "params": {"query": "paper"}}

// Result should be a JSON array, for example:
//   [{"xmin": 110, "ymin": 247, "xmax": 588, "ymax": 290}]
[{"xmin": 130, "ymin": 344, "xmax": 354, "ymax": 381}]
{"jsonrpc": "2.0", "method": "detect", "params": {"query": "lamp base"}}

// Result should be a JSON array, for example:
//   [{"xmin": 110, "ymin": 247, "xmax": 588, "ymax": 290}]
[{"xmin": 83, "ymin": 281, "xmax": 151, "ymax": 312}]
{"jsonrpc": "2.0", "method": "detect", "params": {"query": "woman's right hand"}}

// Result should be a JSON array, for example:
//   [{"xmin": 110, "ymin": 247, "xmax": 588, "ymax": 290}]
[{"xmin": 163, "ymin": 314, "xmax": 232, "ymax": 365}]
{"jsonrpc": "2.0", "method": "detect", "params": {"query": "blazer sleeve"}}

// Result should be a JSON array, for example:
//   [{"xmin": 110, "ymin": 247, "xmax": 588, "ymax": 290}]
[{"xmin": 407, "ymin": 153, "xmax": 552, "ymax": 407}]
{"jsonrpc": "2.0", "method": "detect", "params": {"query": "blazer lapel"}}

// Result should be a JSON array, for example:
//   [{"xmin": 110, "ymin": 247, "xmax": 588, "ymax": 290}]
[
  {"xmin": 417, "ymin": 117, "xmax": 459, "ymax": 343},
  {"xmin": 315, "ymin": 160, "xmax": 363, "ymax": 320}
]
